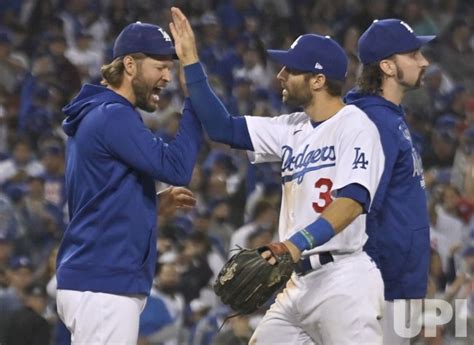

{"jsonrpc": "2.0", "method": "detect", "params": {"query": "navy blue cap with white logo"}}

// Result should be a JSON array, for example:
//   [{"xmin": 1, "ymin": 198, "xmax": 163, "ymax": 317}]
[
  {"xmin": 9, "ymin": 256, "xmax": 34, "ymax": 270},
  {"xmin": 267, "ymin": 34, "xmax": 348, "ymax": 81},
  {"xmin": 113, "ymin": 22, "xmax": 177, "ymax": 59},
  {"xmin": 358, "ymin": 19, "xmax": 436, "ymax": 65}
]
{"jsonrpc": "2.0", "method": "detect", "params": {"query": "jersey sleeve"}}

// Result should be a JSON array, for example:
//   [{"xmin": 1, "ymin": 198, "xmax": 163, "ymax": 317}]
[
  {"xmin": 332, "ymin": 117, "xmax": 385, "ymax": 211},
  {"xmin": 245, "ymin": 114, "xmax": 292, "ymax": 164},
  {"xmin": 104, "ymin": 100, "xmax": 202, "ymax": 185}
]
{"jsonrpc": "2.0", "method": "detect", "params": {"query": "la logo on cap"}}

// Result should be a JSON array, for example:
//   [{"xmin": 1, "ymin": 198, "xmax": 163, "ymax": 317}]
[
  {"xmin": 158, "ymin": 27, "xmax": 172, "ymax": 42},
  {"xmin": 314, "ymin": 62, "xmax": 323, "ymax": 69}
]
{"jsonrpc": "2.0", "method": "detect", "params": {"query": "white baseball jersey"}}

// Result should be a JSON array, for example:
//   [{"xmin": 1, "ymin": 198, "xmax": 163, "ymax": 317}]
[{"xmin": 245, "ymin": 105, "xmax": 384, "ymax": 256}]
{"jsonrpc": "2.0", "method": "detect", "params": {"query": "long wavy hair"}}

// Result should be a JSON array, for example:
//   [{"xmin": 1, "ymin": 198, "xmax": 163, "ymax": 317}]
[
  {"xmin": 100, "ymin": 53, "xmax": 146, "ymax": 88},
  {"xmin": 356, "ymin": 62, "xmax": 384, "ymax": 94}
]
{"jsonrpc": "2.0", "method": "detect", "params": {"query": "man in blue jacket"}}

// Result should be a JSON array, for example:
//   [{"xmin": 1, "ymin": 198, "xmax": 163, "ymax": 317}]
[
  {"xmin": 55, "ymin": 22, "xmax": 203, "ymax": 344},
  {"xmin": 345, "ymin": 19, "xmax": 435, "ymax": 344}
]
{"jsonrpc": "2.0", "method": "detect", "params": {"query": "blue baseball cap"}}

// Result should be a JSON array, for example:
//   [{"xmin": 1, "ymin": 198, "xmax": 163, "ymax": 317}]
[
  {"xmin": 113, "ymin": 22, "xmax": 177, "ymax": 59},
  {"xmin": 358, "ymin": 19, "xmax": 436, "ymax": 65},
  {"xmin": 9, "ymin": 256, "xmax": 33, "ymax": 270},
  {"xmin": 267, "ymin": 34, "xmax": 348, "ymax": 81}
]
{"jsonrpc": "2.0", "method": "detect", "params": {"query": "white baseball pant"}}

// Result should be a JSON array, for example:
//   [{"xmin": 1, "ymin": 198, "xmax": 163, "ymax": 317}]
[
  {"xmin": 57, "ymin": 289, "xmax": 146, "ymax": 345},
  {"xmin": 250, "ymin": 251, "xmax": 384, "ymax": 345}
]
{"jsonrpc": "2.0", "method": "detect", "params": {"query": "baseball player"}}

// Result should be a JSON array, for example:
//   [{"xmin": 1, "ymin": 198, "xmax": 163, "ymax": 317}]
[
  {"xmin": 55, "ymin": 23, "xmax": 203, "ymax": 344},
  {"xmin": 170, "ymin": 7, "xmax": 385, "ymax": 344},
  {"xmin": 345, "ymin": 19, "xmax": 436, "ymax": 345}
]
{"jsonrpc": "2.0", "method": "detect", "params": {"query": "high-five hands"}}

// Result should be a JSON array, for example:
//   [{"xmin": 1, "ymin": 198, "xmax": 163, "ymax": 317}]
[{"xmin": 169, "ymin": 7, "xmax": 199, "ymax": 66}]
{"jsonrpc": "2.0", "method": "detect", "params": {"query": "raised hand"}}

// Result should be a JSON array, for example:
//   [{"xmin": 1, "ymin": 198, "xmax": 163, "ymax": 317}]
[{"xmin": 169, "ymin": 7, "xmax": 199, "ymax": 66}]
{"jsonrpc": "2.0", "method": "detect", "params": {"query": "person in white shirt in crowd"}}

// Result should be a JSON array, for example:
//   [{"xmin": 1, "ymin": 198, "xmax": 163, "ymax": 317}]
[
  {"xmin": 138, "ymin": 260, "xmax": 186, "ymax": 345},
  {"xmin": 65, "ymin": 32, "xmax": 104, "ymax": 83},
  {"xmin": 0, "ymin": 138, "xmax": 44, "ymax": 186},
  {"xmin": 229, "ymin": 200, "xmax": 278, "ymax": 255}
]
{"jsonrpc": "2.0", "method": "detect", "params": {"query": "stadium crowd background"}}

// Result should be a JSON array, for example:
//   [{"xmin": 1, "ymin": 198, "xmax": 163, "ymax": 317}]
[{"xmin": 0, "ymin": 0, "xmax": 473, "ymax": 344}]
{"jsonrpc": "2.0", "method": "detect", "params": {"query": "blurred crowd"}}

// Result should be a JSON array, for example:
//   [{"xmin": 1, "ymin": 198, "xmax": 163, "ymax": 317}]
[{"xmin": 0, "ymin": 0, "xmax": 473, "ymax": 344}]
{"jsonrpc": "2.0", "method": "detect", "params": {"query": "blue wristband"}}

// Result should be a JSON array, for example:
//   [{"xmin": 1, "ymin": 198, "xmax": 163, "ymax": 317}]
[{"xmin": 288, "ymin": 217, "xmax": 335, "ymax": 252}]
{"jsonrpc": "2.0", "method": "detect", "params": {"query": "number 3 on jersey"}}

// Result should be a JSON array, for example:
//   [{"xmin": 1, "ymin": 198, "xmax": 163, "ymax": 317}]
[{"xmin": 313, "ymin": 178, "xmax": 333, "ymax": 213}]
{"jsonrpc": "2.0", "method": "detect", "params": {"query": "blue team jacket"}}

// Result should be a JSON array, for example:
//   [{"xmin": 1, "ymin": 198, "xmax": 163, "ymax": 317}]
[
  {"xmin": 56, "ymin": 85, "xmax": 202, "ymax": 295},
  {"xmin": 345, "ymin": 90, "xmax": 430, "ymax": 300}
]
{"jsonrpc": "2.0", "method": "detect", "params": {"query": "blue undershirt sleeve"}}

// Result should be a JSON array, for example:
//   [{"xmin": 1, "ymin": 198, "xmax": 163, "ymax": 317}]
[
  {"xmin": 336, "ymin": 183, "xmax": 371, "ymax": 214},
  {"xmin": 184, "ymin": 62, "xmax": 254, "ymax": 150}
]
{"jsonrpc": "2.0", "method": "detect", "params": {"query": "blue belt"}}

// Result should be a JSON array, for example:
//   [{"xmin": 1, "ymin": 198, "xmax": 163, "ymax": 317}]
[{"xmin": 295, "ymin": 252, "xmax": 334, "ymax": 276}]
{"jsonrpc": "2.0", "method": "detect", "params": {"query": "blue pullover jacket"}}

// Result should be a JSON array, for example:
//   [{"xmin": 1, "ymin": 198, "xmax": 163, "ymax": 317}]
[
  {"xmin": 56, "ymin": 84, "xmax": 202, "ymax": 295},
  {"xmin": 345, "ymin": 90, "xmax": 430, "ymax": 300}
]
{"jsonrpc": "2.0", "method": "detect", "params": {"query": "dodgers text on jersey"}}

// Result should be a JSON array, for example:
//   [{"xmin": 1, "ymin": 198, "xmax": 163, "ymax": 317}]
[{"xmin": 281, "ymin": 144, "xmax": 336, "ymax": 184}]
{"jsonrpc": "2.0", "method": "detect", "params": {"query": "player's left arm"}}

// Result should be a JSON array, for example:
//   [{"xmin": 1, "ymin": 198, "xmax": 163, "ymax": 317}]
[
  {"xmin": 282, "ymin": 197, "xmax": 363, "ymax": 262},
  {"xmin": 263, "ymin": 195, "xmax": 364, "ymax": 264}
]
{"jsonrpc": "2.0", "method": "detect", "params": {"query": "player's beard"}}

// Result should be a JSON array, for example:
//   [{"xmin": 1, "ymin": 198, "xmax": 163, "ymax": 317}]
[
  {"xmin": 395, "ymin": 62, "xmax": 425, "ymax": 90},
  {"xmin": 283, "ymin": 83, "xmax": 313, "ymax": 108},
  {"xmin": 132, "ymin": 67, "xmax": 156, "ymax": 112}
]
